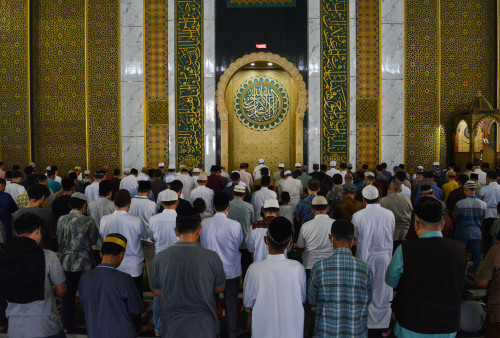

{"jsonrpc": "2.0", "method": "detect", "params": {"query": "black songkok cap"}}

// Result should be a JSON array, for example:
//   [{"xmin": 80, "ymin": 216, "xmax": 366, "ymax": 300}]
[
  {"xmin": 267, "ymin": 217, "xmax": 292, "ymax": 245},
  {"xmin": 470, "ymin": 173, "xmax": 479, "ymax": 180},
  {"xmin": 138, "ymin": 180, "xmax": 152, "ymax": 191},
  {"xmin": 423, "ymin": 171, "xmax": 434, "ymax": 179},
  {"xmin": 176, "ymin": 214, "xmax": 201, "ymax": 228},
  {"xmin": 230, "ymin": 171, "xmax": 240, "ymax": 181},
  {"xmin": 415, "ymin": 197, "xmax": 443, "ymax": 223}
]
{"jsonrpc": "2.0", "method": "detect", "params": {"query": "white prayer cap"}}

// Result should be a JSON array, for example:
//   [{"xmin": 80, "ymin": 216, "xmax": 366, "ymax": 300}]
[
  {"xmin": 362, "ymin": 185, "xmax": 379, "ymax": 200},
  {"xmin": 234, "ymin": 185, "xmax": 246, "ymax": 194},
  {"xmin": 278, "ymin": 163, "xmax": 284, "ymax": 168},
  {"xmin": 346, "ymin": 163, "xmax": 353, "ymax": 169},
  {"xmin": 258, "ymin": 159, "xmax": 264, "ymax": 164},
  {"xmin": 364, "ymin": 171, "xmax": 375, "ymax": 178},
  {"xmin": 197, "ymin": 174, "xmax": 208, "ymax": 181},
  {"xmin": 263, "ymin": 199, "xmax": 279, "ymax": 209},
  {"xmin": 193, "ymin": 168, "xmax": 200, "ymax": 173},
  {"xmin": 433, "ymin": 162, "xmax": 440, "ymax": 166},
  {"xmin": 46, "ymin": 166, "xmax": 52, "ymax": 171},
  {"xmin": 284, "ymin": 170, "xmax": 292, "ymax": 176},
  {"xmin": 168, "ymin": 164, "xmax": 176, "ymax": 170},
  {"xmin": 71, "ymin": 192, "xmax": 87, "ymax": 202},
  {"xmin": 239, "ymin": 181, "xmax": 247, "ymax": 187},
  {"xmin": 161, "ymin": 189, "xmax": 178, "ymax": 202},
  {"xmin": 295, "ymin": 163, "xmax": 302, "ymax": 168},
  {"xmin": 29, "ymin": 162, "xmax": 36, "ymax": 168},
  {"xmin": 330, "ymin": 160, "xmax": 337, "ymax": 167},
  {"xmin": 165, "ymin": 175, "xmax": 176, "ymax": 183},
  {"xmin": 158, "ymin": 162, "xmax": 165, "ymax": 168},
  {"xmin": 312, "ymin": 195, "xmax": 328, "ymax": 206},
  {"xmin": 83, "ymin": 170, "xmax": 90, "ymax": 175}
]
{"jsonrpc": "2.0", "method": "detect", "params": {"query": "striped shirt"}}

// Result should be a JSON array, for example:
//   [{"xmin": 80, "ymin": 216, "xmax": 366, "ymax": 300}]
[
  {"xmin": 308, "ymin": 248, "xmax": 373, "ymax": 337},
  {"xmin": 452, "ymin": 196, "xmax": 487, "ymax": 240}
]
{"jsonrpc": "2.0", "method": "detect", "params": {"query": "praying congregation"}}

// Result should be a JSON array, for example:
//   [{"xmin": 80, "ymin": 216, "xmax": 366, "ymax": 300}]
[{"xmin": 3, "ymin": 0, "xmax": 500, "ymax": 337}]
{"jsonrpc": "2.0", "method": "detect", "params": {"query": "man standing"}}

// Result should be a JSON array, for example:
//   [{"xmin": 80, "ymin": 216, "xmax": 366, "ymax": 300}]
[
  {"xmin": 332, "ymin": 183, "xmax": 364, "ymax": 221},
  {"xmin": 158, "ymin": 180, "xmax": 193, "ymax": 216},
  {"xmin": 253, "ymin": 158, "xmax": 266, "ymax": 180},
  {"xmin": 442, "ymin": 170, "xmax": 459, "ymax": 202},
  {"xmin": 414, "ymin": 171, "xmax": 443, "ymax": 206},
  {"xmin": 446, "ymin": 174, "xmax": 469, "ymax": 215},
  {"xmin": 308, "ymin": 220, "xmax": 373, "ymax": 337},
  {"xmin": 298, "ymin": 165, "xmax": 312, "ymax": 197},
  {"xmin": 201, "ymin": 193, "xmax": 243, "ymax": 338},
  {"xmin": 1, "ymin": 214, "xmax": 67, "ymax": 337},
  {"xmin": 0, "ymin": 162, "xmax": 5, "ymax": 179},
  {"xmin": 239, "ymin": 163, "xmax": 253, "ymax": 189},
  {"xmin": 223, "ymin": 171, "xmax": 252, "ymax": 203},
  {"xmin": 189, "ymin": 174, "xmax": 215, "ymax": 216},
  {"xmin": 176, "ymin": 166, "xmax": 195, "ymax": 201},
  {"xmin": 277, "ymin": 170, "xmax": 302, "ymax": 209},
  {"xmin": 51, "ymin": 178, "xmax": 74, "ymax": 221},
  {"xmin": 453, "ymin": 181, "xmax": 487, "ymax": 273},
  {"xmin": 120, "ymin": 168, "xmax": 139, "ymax": 193},
  {"xmin": 57, "ymin": 192, "xmax": 98, "ymax": 332},
  {"xmin": 79, "ymin": 234, "xmax": 143, "ymax": 338},
  {"xmin": 5, "ymin": 171, "xmax": 25, "ymax": 205},
  {"xmin": 478, "ymin": 170, "xmax": 500, "ymax": 253},
  {"xmin": 244, "ymin": 217, "xmax": 306, "ymax": 338},
  {"xmin": 325, "ymin": 174, "xmax": 344, "ymax": 210},
  {"xmin": 379, "ymin": 181, "xmax": 413, "ymax": 246},
  {"xmin": 352, "ymin": 185, "xmax": 395, "ymax": 333},
  {"xmin": 326, "ymin": 160, "xmax": 339, "ymax": 177},
  {"xmin": 207, "ymin": 165, "xmax": 225, "ymax": 194},
  {"xmin": 251, "ymin": 176, "xmax": 277, "ymax": 221},
  {"xmin": 0, "ymin": 178, "xmax": 17, "ymax": 239},
  {"xmin": 85, "ymin": 171, "xmax": 104, "ymax": 203},
  {"xmin": 87, "ymin": 180, "xmax": 115, "ymax": 259},
  {"xmin": 386, "ymin": 197, "xmax": 468, "ymax": 337},
  {"xmin": 273, "ymin": 163, "xmax": 285, "ymax": 183},
  {"xmin": 100, "ymin": 189, "xmax": 146, "ymax": 296},
  {"xmin": 151, "ymin": 169, "xmax": 167, "ymax": 201},
  {"xmin": 246, "ymin": 199, "xmax": 280, "ymax": 263},
  {"xmin": 151, "ymin": 214, "xmax": 225, "ymax": 338},
  {"xmin": 295, "ymin": 179, "xmax": 321, "ymax": 227}
]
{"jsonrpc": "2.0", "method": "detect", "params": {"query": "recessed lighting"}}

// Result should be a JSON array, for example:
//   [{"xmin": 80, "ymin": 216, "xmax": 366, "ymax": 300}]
[
  {"xmin": 250, "ymin": 62, "xmax": 255, "ymax": 66},
  {"xmin": 268, "ymin": 62, "xmax": 273, "ymax": 66}
]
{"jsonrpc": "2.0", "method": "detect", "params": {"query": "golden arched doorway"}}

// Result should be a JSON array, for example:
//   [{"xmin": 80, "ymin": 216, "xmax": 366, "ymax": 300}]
[{"xmin": 216, "ymin": 52, "xmax": 307, "ymax": 171}]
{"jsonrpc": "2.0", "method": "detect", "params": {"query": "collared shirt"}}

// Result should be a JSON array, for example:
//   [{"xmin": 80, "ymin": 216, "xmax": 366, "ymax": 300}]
[
  {"xmin": 251, "ymin": 187, "xmax": 277, "ymax": 221},
  {"xmin": 151, "ymin": 178, "xmax": 167, "ymax": 200},
  {"xmin": 414, "ymin": 182, "xmax": 442, "ymax": 207},
  {"xmin": 277, "ymin": 177, "xmax": 302, "ymax": 207},
  {"xmin": 475, "ymin": 168, "xmax": 487, "ymax": 185},
  {"xmin": 308, "ymin": 248, "xmax": 373, "ymax": 337},
  {"xmin": 47, "ymin": 179, "xmax": 61, "ymax": 194},
  {"xmin": 177, "ymin": 173, "xmax": 195, "ymax": 200},
  {"xmin": 5, "ymin": 183, "xmax": 26, "ymax": 205},
  {"xmin": 385, "ymin": 231, "xmax": 457, "ymax": 338},
  {"xmin": 189, "ymin": 185, "xmax": 215, "ymax": 216},
  {"xmin": 442, "ymin": 180, "xmax": 459, "ymax": 202},
  {"xmin": 119, "ymin": 175, "xmax": 138, "ymax": 193},
  {"xmin": 478, "ymin": 181, "xmax": 500, "ymax": 218},
  {"xmin": 0, "ymin": 191, "xmax": 17, "ymax": 238},
  {"xmin": 239, "ymin": 170, "xmax": 254, "ymax": 189},
  {"xmin": 100, "ymin": 210, "xmax": 146, "ymax": 277},
  {"xmin": 227, "ymin": 198, "xmax": 255, "ymax": 249},
  {"xmin": 129, "ymin": 195, "xmax": 157, "ymax": 238},
  {"xmin": 379, "ymin": 193, "xmax": 413, "ymax": 233},
  {"xmin": 297, "ymin": 214, "xmax": 334, "ymax": 269},
  {"xmin": 201, "ymin": 213, "xmax": 243, "ymax": 279},
  {"xmin": 243, "ymin": 254, "xmax": 306, "ymax": 338},
  {"xmin": 149, "ymin": 209, "xmax": 178, "ymax": 254},
  {"xmin": 87, "ymin": 197, "xmax": 115, "ymax": 249},
  {"xmin": 57, "ymin": 210, "xmax": 99, "ymax": 272},
  {"xmin": 294, "ymin": 194, "xmax": 317, "ymax": 224},
  {"xmin": 452, "ymin": 196, "xmax": 486, "ymax": 240},
  {"xmin": 51, "ymin": 194, "xmax": 72, "ymax": 220},
  {"xmin": 206, "ymin": 174, "xmax": 225, "ymax": 194},
  {"xmin": 246, "ymin": 216, "xmax": 276, "ymax": 262},
  {"xmin": 85, "ymin": 181, "xmax": 100, "ymax": 203}
]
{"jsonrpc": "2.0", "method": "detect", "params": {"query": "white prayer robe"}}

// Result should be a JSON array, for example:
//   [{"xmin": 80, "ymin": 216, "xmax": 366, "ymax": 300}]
[
  {"xmin": 149, "ymin": 209, "xmax": 178, "ymax": 254},
  {"xmin": 5, "ymin": 183, "xmax": 26, "ymax": 205},
  {"xmin": 84, "ymin": 181, "xmax": 100, "ymax": 203},
  {"xmin": 277, "ymin": 177, "xmax": 302, "ymax": 209},
  {"xmin": 251, "ymin": 187, "xmax": 277, "ymax": 221},
  {"xmin": 129, "ymin": 196, "xmax": 157, "ymax": 237},
  {"xmin": 253, "ymin": 164, "xmax": 266, "ymax": 180},
  {"xmin": 176, "ymin": 173, "xmax": 195, "ymax": 200},
  {"xmin": 243, "ymin": 254, "xmax": 306, "ymax": 338},
  {"xmin": 120, "ymin": 175, "xmax": 139, "ymax": 193},
  {"xmin": 352, "ymin": 204, "xmax": 395, "ymax": 329},
  {"xmin": 189, "ymin": 185, "xmax": 214, "ymax": 216},
  {"xmin": 326, "ymin": 168, "xmax": 340, "ymax": 178}
]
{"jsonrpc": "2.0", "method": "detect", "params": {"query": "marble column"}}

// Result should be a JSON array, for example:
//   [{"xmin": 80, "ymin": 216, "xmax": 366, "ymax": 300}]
[
  {"xmin": 204, "ymin": 0, "xmax": 216, "ymax": 170},
  {"xmin": 168, "ymin": 0, "xmax": 175, "ymax": 167},
  {"xmin": 349, "ymin": 0, "xmax": 356, "ymax": 166},
  {"xmin": 121, "ymin": 0, "xmax": 145, "ymax": 171},
  {"xmin": 381, "ymin": 0, "xmax": 404, "ymax": 172},
  {"xmin": 308, "ymin": 0, "xmax": 321, "ymax": 167}
]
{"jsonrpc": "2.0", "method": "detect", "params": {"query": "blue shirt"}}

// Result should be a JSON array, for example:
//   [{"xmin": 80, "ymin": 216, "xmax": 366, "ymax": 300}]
[
  {"xmin": 294, "ymin": 194, "xmax": 316, "ymax": 224},
  {"xmin": 0, "ymin": 191, "xmax": 17, "ymax": 238},
  {"xmin": 308, "ymin": 248, "xmax": 373, "ymax": 337},
  {"xmin": 452, "ymin": 196, "xmax": 486, "ymax": 240},
  {"xmin": 385, "ymin": 231, "xmax": 457, "ymax": 338},
  {"xmin": 47, "ymin": 179, "xmax": 61, "ymax": 194},
  {"xmin": 414, "ymin": 182, "xmax": 442, "ymax": 207}
]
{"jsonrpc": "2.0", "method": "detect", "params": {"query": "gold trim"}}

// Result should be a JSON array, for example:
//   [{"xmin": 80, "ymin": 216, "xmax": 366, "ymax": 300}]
[
  {"xmin": 84, "ymin": 0, "xmax": 90, "ymax": 170},
  {"xmin": 216, "ymin": 52, "xmax": 308, "ymax": 168},
  {"xmin": 436, "ymin": 0, "xmax": 441, "ymax": 162}
]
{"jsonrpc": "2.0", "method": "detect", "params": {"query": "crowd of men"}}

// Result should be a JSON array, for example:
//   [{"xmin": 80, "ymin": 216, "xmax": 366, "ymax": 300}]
[{"xmin": 0, "ymin": 158, "xmax": 500, "ymax": 337}]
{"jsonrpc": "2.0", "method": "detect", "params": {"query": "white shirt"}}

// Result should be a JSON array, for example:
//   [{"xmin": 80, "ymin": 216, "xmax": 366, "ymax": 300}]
[
  {"xmin": 54, "ymin": 175, "xmax": 62, "ymax": 184},
  {"xmin": 280, "ymin": 205, "xmax": 295, "ymax": 224},
  {"xmin": 200, "ymin": 213, "xmax": 243, "ymax": 279},
  {"xmin": 401, "ymin": 184, "xmax": 411, "ymax": 199},
  {"xmin": 189, "ymin": 185, "xmax": 214, "ymax": 216},
  {"xmin": 277, "ymin": 177, "xmax": 302, "ymax": 208},
  {"xmin": 478, "ymin": 181, "xmax": 500, "ymax": 218},
  {"xmin": 297, "ymin": 214, "xmax": 334, "ymax": 269},
  {"xmin": 5, "ymin": 183, "xmax": 26, "ymax": 205},
  {"xmin": 100, "ymin": 210, "xmax": 146, "ymax": 277},
  {"xmin": 137, "ymin": 173, "xmax": 149, "ymax": 181},
  {"xmin": 120, "ymin": 175, "xmax": 138, "ymax": 193},
  {"xmin": 253, "ymin": 164, "xmax": 266, "ymax": 180},
  {"xmin": 243, "ymin": 254, "xmax": 306, "ymax": 338},
  {"xmin": 149, "ymin": 209, "xmax": 178, "ymax": 254},
  {"xmin": 326, "ymin": 168, "xmax": 340, "ymax": 178},
  {"xmin": 339, "ymin": 170, "xmax": 347, "ymax": 184},
  {"xmin": 352, "ymin": 204, "xmax": 395, "ymax": 329},
  {"xmin": 474, "ymin": 168, "xmax": 487, "ymax": 185},
  {"xmin": 84, "ymin": 181, "xmax": 100, "ymax": 203},
  {"xmin": 177, "ymin": 173, "xmax": 195, "ymax": 200},
  {"xmin": 251, "ymin": 187, "xmax": 277, "ymax": 221},
  {"xmin": 129, "ymin": 196, "xmax": 157, "ymax": 238},
  {"xmin": 246, "ymin": 227, "xmax": 269, "ymax": 262},
  {"xmin": 191, "ymin": 175, "xmax": 200, "ymax": 188}
]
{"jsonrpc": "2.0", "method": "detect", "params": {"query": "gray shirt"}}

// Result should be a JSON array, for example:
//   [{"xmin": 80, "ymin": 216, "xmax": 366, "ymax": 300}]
[
  {"xmin": 379, "ymin": 193, "xmax": 413, "ymax": 232},
  {"xmin": 7, "ymin": 249, "xmax": 65, "ymax": 337},
  {"xmin": 150, "ymin": 242, "xmax": 225, "ymax": 338},
  {"xmin": 227, "ymin": 198, "xmax": 255, "ymax": 249},
  {"xmin": 88, "ymin": 197, "xmax": 115, "ymax": 249}
]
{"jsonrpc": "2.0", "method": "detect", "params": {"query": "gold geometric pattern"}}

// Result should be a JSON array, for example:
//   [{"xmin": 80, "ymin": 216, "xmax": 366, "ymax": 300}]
[
  {"xmin": 356, "ymin": 0, "xmax": 380, "ymax": 168},
  {"xmin": 0, "ymin": 0, "xmax": 30, "ymax": 166},
  {"xmin": 87, "ymin": 0, "xmax": 120, "ymax": 172},
  {"xmin": 31, "ymin": 0, "xmax": 87, "ymax": 173},
  {"xmin": 146, "ymin": 124, "xmax": 169, "ymax": 168}
]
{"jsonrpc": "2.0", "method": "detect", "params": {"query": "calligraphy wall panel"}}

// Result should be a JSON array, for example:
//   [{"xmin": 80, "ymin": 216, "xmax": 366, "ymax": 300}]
[
  {"xmin": 145, "ymin": 0, "xmax": 169, "ymax": 168},
  {"xmin": 31, "ymin": 0, "xmax": 87, "ymax": 172},
  {"xmin": 176, "ymin": 0, "xmax": 203, "ymax": 168},
  {"xmin": 356, "ymin": 0, "xmax": 381, "ymax": 168},
  {"xmin": 321, "ymin": 0, "xmax": 349, "ymax": 164},
  {"xmin": 87, "ymin": 0, "xmax": 121, "ymax": 171},
  {"xmin": 0, "ymin": 0, "xmax": 30, "ymax": 166},
  {"xmin": 226, "ymin": 0, "xmax": 296, "ymax": 8}
]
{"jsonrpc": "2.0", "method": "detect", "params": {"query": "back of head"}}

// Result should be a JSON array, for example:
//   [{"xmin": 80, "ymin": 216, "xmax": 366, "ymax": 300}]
[
  {"xmin": 466, "ymin": 162, "xmax": 473, "ymax": 170},
  {"xmin": 170, "ymin": 180, "xmax": 183, "ymax": 193},
  {"xmin": 27, "ymin": 184, "xmax": 50, "ymax": 201},
  {"xmin": 0, "ymin": 178, "xmax": 5, "ymax": 186},
  {"xmin": 307, "ymin": 178, "xmax": 321, "ymax": 192},
  {"xmin": 210, "ymin": 165, "xmax": 219, "ymax": 173},
  {"xmin": 46, "ymin": 170, "xmax": 55, "ymax": 178},
  {"xmin": 331, "ymin": 219, "xmax": 355, "ymax": 242},
  {"xmin": 281, "ymin": 191, "xmax": 290, "ymax": 203},
  {"xmin": 332, "ymin": 173, "xmax": 343, "ymax": 185},
  {"xmin": 320, "ymin": 164, "xmax": 328, "ymax": 172},
  {"xmin": 230, "ymin": 171, "xmax": 240, "ymax": 181},
  {"xmin": 260, "ymin": 167, "xmax": 269, "ymax": 176},
  {"xmin": 113, "ymin": 168, "xmax": 121, "ymax": 176},
  {"xmin": 458, "ymin": 174, "xmax": 469, "ymax": 185},
  {"xmin": 61, "ymin": 178, "xmax": 74, "ymax": 191},
  {"xmin": 487, "ymin": 170, "xmax": 498, "ymax": 180},
  {"xmin": 37, "ymin": 174, "xmax": 47, "ymax": 184},
  {"xmin": 389, "ymin": 180, "xmax": 402, "ymax": 191},
  {"xmin": 415, "ymin": 197, "xmax": 443, "ymax": 228},
  {"xmin": 12, "ymin": 171, "xmax": 22, "ymax": 179},
  {"xmin": 395, "ymin": 171, "xmax": 406, "ymax": 182},
  {"xmin": 14, "ymin": 213, "xmax": 43, "ymax": 235},
  {"xmin": 261, "ymin": 175, "xmax": 271, "ymax": 187},
  {"xmin": 130, "ymin": 168, "xmax": 139, "ymax": 176},
  {"xmin": 192, "ymin": 198, "xmax": 206, "ymax": 214},
  {"xmin": 99, "ymin": 180, "xmax": 113, "ymax": 197},
  {"xmin": 24, "ymin": 166, "xmax": 34, "ymax": 175},
  {"xmin": 138, "ymin": 180, "xmax": 152, "ymax": 193},
  {"xmin": 114, "ymin": 189, "xmax": 131, "ymax": 208},
  {"xmin": 69, "ymin": 195, "xmax": 87, "ymax": 210},
  {"xmin": 339, "ymin": 163, "xmax": 347, "ymax": 170},
  {"xmin": 213, "ymin": 193, "xmax": 229, "ymax": 212},
  {"xmin": 154, "ymin": 169, "xmax": 162, "ymax": 178},
  {"xmin": 267, "ymin": 217, "xmax": 292, "ymax": 251},
  {"xmin": 26, "ymin": 174, "xmax": 38, "ymax": 188},
  {"xmin": 176, "ymin": 214, "xmax": 202, "ymax": 235},
  {"xmin": 68, "ymin": 172, "xmax": 77, "ymax": 181},
  {"xmin": 101, "ymin": 233, "xmax": 127, "ymax": 256}
]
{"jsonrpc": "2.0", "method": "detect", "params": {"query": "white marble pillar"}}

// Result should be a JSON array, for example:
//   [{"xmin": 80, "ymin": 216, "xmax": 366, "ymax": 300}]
[
  {"xmin": 121, "ymin": 0, "xmax": 145, "ymax": 171},
  {"xmin": 204, "ymin": 0, "xmax": 216, "ymax": 170},
  {"xmin": 349, "ymin": 0, "xmax": 356, "ymax": 166},
  {"xmin": 381, "ymin": 0, "xmax": 404, "ymax": 172},
  {"xmin": 167, "ymin": 0, "xmax": 175, "ymax": 167},
  {"xmin": 308, "ymin": 0, "xmax": 321, "ymax": 167}
]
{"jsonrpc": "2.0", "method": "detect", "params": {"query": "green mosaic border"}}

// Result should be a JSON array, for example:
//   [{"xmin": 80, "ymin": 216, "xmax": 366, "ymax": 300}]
[{"xmin": 226, "ymin": 0, "xmax": 296, "ymax": 8}]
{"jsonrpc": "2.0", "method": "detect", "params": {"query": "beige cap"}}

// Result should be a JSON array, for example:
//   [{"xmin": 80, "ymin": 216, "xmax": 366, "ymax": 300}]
[
  {"xmin": 193, "ymin": 168, "xmax": 200, "ymax": 173},
  {"xmin": 197, "ymin": 174, "xmax": 208, "ymax": 181},
  {"xmin": 284, "ymin": 170, "xmax": 292, "ymax": 176},
  {"xmin": 71, "ymin": 192, "xmax": 87, "ymax": 202},
  {"xmin": 278, "ymin": 163, "xmax": 285, "ymax": 168},
  {"xmin": 295, "ymin": 162, "xmax": 302, "ymax": 167},
  {"xmin": 158, "ymin": 162, "xmax": 165, "ymax": 167},
  {"xmin": 446, "ymin": 170, "xmax": 456, "ymax": 177},
  {"xmin": 259, "ymin": 159, "xmax": 265, "ymax": 164},
  {"xmin": 330, "ymin": 160, "xmax": 337, "ymax": 167},
  {"xmin": 161, "ymin": 189, "xmax": 178, "ymax": 202},
  {"xmin": 362, "ymin": 185, "xmax": 379, "ymax": 200},
  {"xmin": 234, "ymin": 185, "xmax": 246, "ymax": 193},
  {"xmin": 433, "ymin": 162, "xmax": 440, "ymax": 166},
  {"xmin": 312, "ymin": 195, "xmax": 328, "ymax": 206},
  {"xmin": 263, "ymin": 199, "xmax": 279, "ymax": 209},
  {"xmin": 364, "ymin": 172, "xmax": 375, "ymax": 178}
]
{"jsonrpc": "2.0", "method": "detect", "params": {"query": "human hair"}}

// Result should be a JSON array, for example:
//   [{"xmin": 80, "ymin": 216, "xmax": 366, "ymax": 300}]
[
  {"xmin": 466, "ymin": 162, "xmax": 472, "ymax": 170},
  {"xmin": 266, "ymin": 217, "xmax": 292, "ymax": 251},
  {"xmin": 12, "ymin": 165, "xmax": 20, "ymax": 172},
  {"xmin": 161, "ymin": 200, "xmax": 178, "ymax": 207},
  {"xmin": 399, "ymin": 164, "xmax": 405, "ymax": 170},
  {"xmin": 69, "ymin": 197, "xmax": 86, "ymax": 210},
  {"xmin": 101, "ymin": 233, "xmax": 127, "ymax": 256},
  {"xmin": 395, "ymin": 171, "xmax": 406, "ymax": 182},
  {"xmin": 332, "ymin": 174, "xmax": 343, "ymax": 185},
  {"xmin": 68, "ymin": 172, "xmax": 77, "ymax": 181},
  {"xmin": 153, "ymin": 169, "xmax": 162, "ymax": 178},
  {"xmin": 24, "ymin": 166, "xmax": 34, "ymax": 175},
  {"xmin": 5, "ymin": 171, "xmax": 13, "ymax": 179},
  {"xmin": 482, "ymin": 162, "xmax": 490, "ymax": 169},
  {"xmin": 362, "ymin": 164, "xmax": 369, "ymax": 170},
  {"xmin": 312, "ymin": 204, "xmax": 328, "ymax": 211},
  {"xmin": 14, "ymin": 213, "xmax": 43, "ymax": 235},
  {"xmin": 487, "ymin": 170, "xmax": 498, "ymax": 180},
  {"xmin": 261, "ymin": 175, "xmax": 271, "ymax": 187},
  {"xmin": 27, "ymin": 184, "xmax": 50, "ymax": 200},
  {"xmin": 307, "ymin": 179, "xmax": 321, "ymax": 192},
  {"xmin": 176, "ymin": 214, "xmax": 202, "ymax": 235},
  {"xmin": 210, "ymin": 165, "xmax": 220, "ymax": 173},
  {"xmin": 130, "ymin": 168, "xmax": 139, "ymax": 175},
  {"xmin": 320, "ymin": 164, "xmax": 328, "ymax": 172},
  {"xmin": 192, "ymin": 198, "xmax": 206, "ymax": 214},
  {"xmin": 25, "ymin": 174, "xmax": 38, "ymax": 187},
  {"xmin": 364, "ymin": 198, "xmax": 378, "ymax": 204},
  {"xmin": 375, "ymin": 164, "xmax": 383, "ymax": 172},
  {"xmin": 213, "ymin": 193, "xmax": 229, "ymax": 212},
  {"xmin": 331, "ymin": 219, "xmax": 354, "ymax": 242},
  {"xmin": 46, "ymin": 170, "xmax": 55, "ymax": 178},
  {"xmin": 114, "ymin": 189, "xmax": 131, "ymax": 208},
  {"xmin": 381, "ymin": 162, "xmax": 388, "ymax": 169},
  {"xmin": 497, "ymin": 201, "xmax": 500, "ymax": 212},
  {"xmin": 138, "ymin": 180, "xmax": 152, "ymax": 193},
  {"xmin": 12, "ymin": 171, "xmax": 22, "ymax": 179},
  {"xmin": 281, "ymin": 191, "xmax": 290, "ymax": 203},
  {"xmin": 234, "ymin": 191, "xmax": 245, "ymax": 198},
  {"xmin": 113, "ymin": 168, "xmax": 121, "ymax": 176},
  {"xmin": 339, "ymin": 163, "xmax": 347, "ymax": 169},
  {"xmin": 240, "ymin": 163, "xmax": 246, "ymax": 169},
  {"xmin": 263, "ymin": 207, "xmax": 280, "ymax": 214},
  {"xmin": 0, "ymin": 178, "xmax": 5, "ymax": 185},
  {"xmin": 389, "ymin": 180, "xmax": 402, "ymax": 190},
  {"xmin": 180, "ymin": 167, "xmax": 188, "ymax": 173},
  {"xmin": 260, "ymin": 167, "xmax": 269, "ymax": 176},
  {"xmin": 99, "ymin": 180, "xmax": 113, "ymax": 197},
  {"xmin": 37, "ymin": 174, "xmax": 47, "ymax": 183},
  {"xmin": 61, "ymin": 178, "xmax": 74, "ymax": 191},
  {"xmin": 415, "ymin": 214, "xmax": 443, "ymax": 230},
  {"xmin": 170, "ymin": 180, "xmax": 183, "ymax": 193}
]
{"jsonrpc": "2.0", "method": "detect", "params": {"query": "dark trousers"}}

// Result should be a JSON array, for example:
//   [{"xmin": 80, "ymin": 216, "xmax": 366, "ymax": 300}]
[
  {"xmin": 220, "ymin": 277, "xmax": 239, "ymax": 338},
  {"xmin": 61, "ymin": 271, "xmax": 84, "ymax": 331},
  {"xmin": 457, "ymin": 239, "xmax": 482, "ymax": 273},
  {"xmin": 240, "ymin": 249, "xmax": 252, "ymax": 278},
  {"xmin": 133, "ymin": 274, "xmax": 143, "ymax": 298},
  {"xmin": 482, "ymin": 218, "xmax": 496, "ymax": 253},
  {"xmin": 0, "ymin": 292, "xmax": 6, "ymax": 328},
  {"xmin": 304, "ymin": 269, "xmax": 312, "ymax": 337}
]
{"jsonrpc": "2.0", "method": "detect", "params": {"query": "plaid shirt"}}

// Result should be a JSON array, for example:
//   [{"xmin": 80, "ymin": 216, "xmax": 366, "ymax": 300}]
[
  {"xmin": 308, "ymin": 248, "xmax": 373, "ymax": 337},
  {"xmin": 452, "ymin": 196, "xmax": 486, "ymax": 240}
]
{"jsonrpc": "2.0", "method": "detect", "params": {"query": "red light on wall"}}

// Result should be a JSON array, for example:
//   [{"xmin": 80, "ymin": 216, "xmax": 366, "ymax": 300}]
[{"xmin": 256, "ymin": 44, "xmax": 267, "ymax": 49}]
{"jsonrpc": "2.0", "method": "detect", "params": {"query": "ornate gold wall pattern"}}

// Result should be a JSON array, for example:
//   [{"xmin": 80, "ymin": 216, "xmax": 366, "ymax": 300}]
[
  {"xmin": 31, "ymin": 0, "xmax": 87, "ymax": 173},
  {"xmin": 87, "ymin": 0, "xmax": 121, "ymax": 171},
  {"xmin": 145, "ymin": 0, "xmax": 169, "ymax": 168},
  {"xmin": 321, "ymin": 0, "xmax": 349, "ymax": 164},
  {"xmin": 0, "ymin": 0, "xmax": 30, "ymax": 166},
  {"xmin": 356, "ymin": 0, "xmax": 381, "ymax": 168}
]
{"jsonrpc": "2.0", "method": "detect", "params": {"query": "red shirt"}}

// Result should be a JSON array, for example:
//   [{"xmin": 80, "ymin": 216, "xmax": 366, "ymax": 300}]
[{"xmin": 207, "ymin": 174, "xmax": 224, "ymax": 194}]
